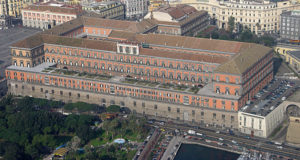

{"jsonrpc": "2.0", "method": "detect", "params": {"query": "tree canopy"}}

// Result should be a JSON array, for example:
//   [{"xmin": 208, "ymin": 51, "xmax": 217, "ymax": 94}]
[{"xmin": 0, "ymin": 96, "xmax": 100, "ymax": 159}]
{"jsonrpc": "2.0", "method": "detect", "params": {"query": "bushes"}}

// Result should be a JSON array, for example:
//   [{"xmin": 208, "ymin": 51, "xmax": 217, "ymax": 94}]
[{"xmin": 107, "ymin": 105, "xmax": 120, "ymax": 113}]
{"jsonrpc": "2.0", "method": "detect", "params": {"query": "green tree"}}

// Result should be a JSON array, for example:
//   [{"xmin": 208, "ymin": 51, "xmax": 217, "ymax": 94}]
[
  {"xmin": 260, "ymin": 34, "xmax": 275, "ymax": 46},
  {"xmin": 107, "ymin": 105, "xmax": 120, "ymax": 113},
  {"xmin": 3, "ymin": 142, "xmax": 26, "ymax": 160},
  {"xmin": 211, "ymin": 31, "xmax": 219, "ymax": 39},
  {"xmin": 228, "ymin": 16, "xmax": 235, "ymax": 33},
  {"xmin": 239, "ymin": 29, "xmax": 254, "ymax": 42}
]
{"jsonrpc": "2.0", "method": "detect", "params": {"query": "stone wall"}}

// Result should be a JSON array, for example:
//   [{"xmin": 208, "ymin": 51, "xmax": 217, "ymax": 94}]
[
  {"xmin": 286, "ymin": 116, "xmax": 300, "ymax": 144},
  {"xmin": 8, "ymin": 80, "xmax": 239, "ymax": 129}
]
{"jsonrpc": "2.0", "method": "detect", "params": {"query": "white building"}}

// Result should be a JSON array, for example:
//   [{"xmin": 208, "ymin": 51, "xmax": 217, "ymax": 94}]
[
  {"xmin": 120, "ymin": 0, "xmax": 149, "ymax": 19},
  {"xmin": 22, "ymin": 1, "xmax": 82, "ymax": 29},
  {"xmin": 170, "ymin": 0, "xmax": 300, "ymax": 35},
  {"xmin": 238, "ymin": 100, "xmax": 286, "ymax": 138}
]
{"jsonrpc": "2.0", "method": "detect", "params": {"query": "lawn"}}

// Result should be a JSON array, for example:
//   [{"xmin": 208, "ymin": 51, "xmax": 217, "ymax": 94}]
[
  {"xmin": 174, "ymin": 85, "xmax": 188, "ymax": 91},
  {"xmin": 89, "ymin": 130, "xmax": 144, "ymax": 147}
]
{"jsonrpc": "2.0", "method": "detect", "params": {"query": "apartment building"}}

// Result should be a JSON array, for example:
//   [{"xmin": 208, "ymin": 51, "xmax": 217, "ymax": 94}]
[
  {"xmin": 0, "ymin": 0, "xmax": 39, "ymax": 17},
  {"xmin": 148, "ymin": 0, "xmax": 167, "ymax": 11},
  {"xmin": 238, "ymin": 101, "xmax": 286, "ymax": 138},
  {"xmin": 280, "ymin": 10, "xmax": 300, "ymax": 42},
  {"xmin": 6, "ymin": 16, "xmax": 273, "ymax": 129},
  {"xmin": 144, "ymin": 4, "xmax": 209, "ymax": 36},
  {"xmin": 21, "ymin": 1, "xmax": 82, "ymax": 30},
  {"xmin": 120, "ymin": 0, "xmax": 149, "ymax": 18},
  {"xmin": 170, "ymin": 0, "xmax": 300, "ymax": 35},
  {"xmin": 82, "ymin": 1, "xmax": 125, "ymax": 20},
  {"xmin": 0, "ymin": 14, "xmax": 11, "ymax": 28}
]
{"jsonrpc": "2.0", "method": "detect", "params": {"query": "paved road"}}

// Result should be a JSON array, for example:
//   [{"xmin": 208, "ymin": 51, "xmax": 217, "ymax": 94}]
[
  {"xmin": 0, "ymin": 27, "xmax": 40, "ymax": 77},
  {"xmin": 158, "ymin": 123, "xmax": 300, "ymax": 159}
]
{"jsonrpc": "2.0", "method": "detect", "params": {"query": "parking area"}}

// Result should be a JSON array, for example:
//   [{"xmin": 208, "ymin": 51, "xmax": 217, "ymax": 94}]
[
  {"xmin": 0, "ymin": 27, "xmax": 40, "ymax": 77},
  {"xmin": 244, "ymin": 78, "xmax": 300, "ymax": 114}
]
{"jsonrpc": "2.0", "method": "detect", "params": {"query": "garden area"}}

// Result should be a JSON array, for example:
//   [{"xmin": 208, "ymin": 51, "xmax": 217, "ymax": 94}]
[
  {"xmin": 0, "ymin": 95, "xmax": 147, "ymax": 160},
  {"xmin": 0, "ymin": 96, "xmax": 101, "ymax": 160},
  {"xmin": 89, "ymin": 115, "xmax": 149, "ymax": 147}
]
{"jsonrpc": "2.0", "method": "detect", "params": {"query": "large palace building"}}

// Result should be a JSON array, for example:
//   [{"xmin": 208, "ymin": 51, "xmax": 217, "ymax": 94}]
[{"xmin": 5, "ymin": 16, "xmax": 273, "ymax": 129}]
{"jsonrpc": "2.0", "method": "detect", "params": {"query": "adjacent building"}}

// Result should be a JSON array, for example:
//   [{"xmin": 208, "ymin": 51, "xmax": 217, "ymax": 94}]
[
  {"xmin": 280, "ymin": 10, "xmax": 300, "ymax": 42},
  {"xmin": 275, "ymin": 43, "xmax": 300, "ymax": 56},
  {"xmin": 22, "ymin": 1, "xmax": 83, "ymax": 29},
  {"xmin": 285, "ymin": 89, "xmax": 300, "ymax": 144},
  {"xmin": 144, "ymin": 5, "xmax": 209, "ymax": 36},
  {"xmin": 0, "ymin": 0, "xmax": 39, "ymax": 17},
  {"xmin": 286, "ymin": 50, "xmax": 300, "ymax": 72},
  {"xmin": 170, "ymin": 0, "xmax": 300, "ymax": 35},
  {"xmin": 82, "ymin": 1, "xmax": 125, "ymax": 20},
  {"xmin": 286, "ymin": 116, "xmax": 300, "ymax": 144},
  {"xmin": 0, "ymin": 14, "xmax": 12, "ymax": 29},
  {"xmin": 6, "ymin": 16, "xmax": 273, "ymax": 129},
  {"xmin": 148, "ymin": 0, "xmax": 167, "ymax": 11},
  {"xmin": 238, "ymin": 100, "xmax": 286, "ymax": 138},
  {"xmin": 120, "ymin": 0, "xmax": 149, "ymax": 19}
]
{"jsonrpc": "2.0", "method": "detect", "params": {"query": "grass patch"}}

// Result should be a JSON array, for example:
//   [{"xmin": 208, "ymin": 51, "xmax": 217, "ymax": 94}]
[
  {"xmin": 127, "ymin": 149, "xmax": 137, "ymax": 159},
  {"xmin": 90, "ymin": 136, "xmax": 110, "ymax": 147},
  {"xmin": 189, "ymin": 86, "xmax": 200, "ymax": 93},
  {"xmin": 174, "ymin": 84, "xmax": 188, "ymax": 91},
  {"xmin": 64, "ymin": 102, "xmax": 98, "ymax": 112},
  {"xmin": 124, "ymin": 78, "xmax": 138, "ymax": 84},
  {"xmin": 148, "ymin": 82, "xmax": 159, "ymax": 87},
  {"xmin": 136, "ymin": 81, "xmax": 150, "ymax": 86},
  {"xmin": 160, "ymin": 83, "xmax": 174, "ymax": 89}
]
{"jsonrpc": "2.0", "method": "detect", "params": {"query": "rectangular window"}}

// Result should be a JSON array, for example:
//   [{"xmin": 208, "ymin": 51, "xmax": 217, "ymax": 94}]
[
  {"xmin": 235, "ymin": 78, "xmax": 239, "ymax": 84},
  {"xmin": 133, "ymin": 47, "xmax": 137, "ymax": 54},
  {"xmin": 183, "ymin": 96, "xmax": 189, "ymax": 105}
]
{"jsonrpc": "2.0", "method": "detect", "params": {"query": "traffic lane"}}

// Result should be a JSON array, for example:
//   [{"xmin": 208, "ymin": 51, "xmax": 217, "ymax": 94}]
[{"xmin": 159, "ymin": 124, "xmax": 300, "ymax": 159}]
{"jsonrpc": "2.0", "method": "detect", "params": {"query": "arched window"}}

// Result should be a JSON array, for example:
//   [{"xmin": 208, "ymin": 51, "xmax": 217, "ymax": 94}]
[
  {"xmin": 225, "ymin": 87, "xmax": 230, "ymax": 95},
  {"xmin": 169, "ymin": 73, "xmax": 173, "ymax": 79},
  {"xmin": 177, "ymin": 73, "xmax": 181, "ymax": 80}
]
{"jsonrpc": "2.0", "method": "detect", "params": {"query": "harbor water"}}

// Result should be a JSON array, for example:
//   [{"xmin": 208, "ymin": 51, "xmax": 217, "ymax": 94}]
[{"xmin": 174, "ymin": 143, "xmax": 240, "ymax": 160}]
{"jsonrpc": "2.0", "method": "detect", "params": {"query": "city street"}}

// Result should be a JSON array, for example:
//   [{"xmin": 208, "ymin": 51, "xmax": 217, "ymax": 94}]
[
  {"xmin": 154, "ymin": 122, "xmax": 300, "ymax": 160},
  {"xmin": 0, "ymin": 27, "xmax": 40, "ymax": 77}
]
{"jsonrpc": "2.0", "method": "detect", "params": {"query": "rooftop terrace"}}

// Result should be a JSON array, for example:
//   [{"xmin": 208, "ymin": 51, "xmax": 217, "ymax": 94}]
[{"xmin": 7, "ymin": 63, "xmax": 204, "ymax": 94}]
